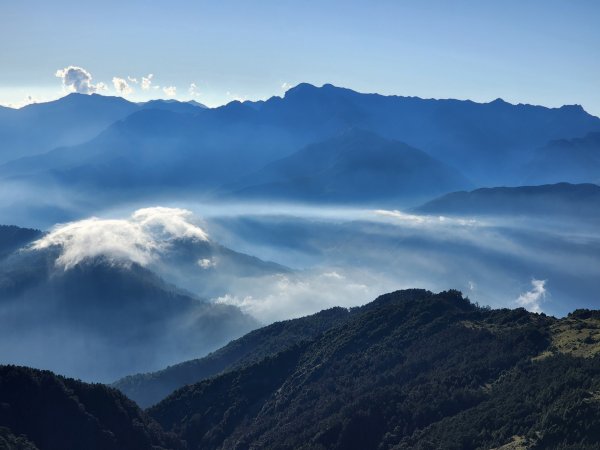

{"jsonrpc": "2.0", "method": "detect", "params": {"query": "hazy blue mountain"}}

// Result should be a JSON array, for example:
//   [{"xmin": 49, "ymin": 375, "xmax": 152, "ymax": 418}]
[
  {"xmin": 0, "ymin": 248, "xmax": 257, "ymax": 382},
  {"xmin": 149, "ymin": 289, "xmax": 600, "ymax": 450},
  {"xmin": 0, "ymin": 106, "xmax": 299, "ymax": 198},
  {"xmin": 226, "ymin": 129, "xmax": 472, "ymax": 205},
  {"xmin": 114, "ymin": 307, "xmax": 353, "ymax": 407},
  {"xmin": 0, "ymin": 221, "xmax": 302, "ymax": 381},
  {"xmin": 148, "ymin": 237, "xmax": 291, "ymax": 299},
  {"xmin": 0, "ymin": 225, "xmax": 41, "ymax": 259},
  {"xmin": 524, "ymin": 132, "xmax": 600, "ymax": 185},
  {"xmin": 139, "ymin": 98, "xmax": 207, "ymax": 114},
  {"xmin": 0, "ymin": 94, "xmax": 138, "ymax": 162},
  {"xmin": 2, "ymin": 84, "xmax": 598, "ymax": 206},
  {"xmin": 0, "ymin": 93, "xmax": 208, "ymax": 163},
  {"xmin": 415, "ymin": 182, "xmax": 600, "ymax": 220},
  {"xmin": 0, "ymin": 365, "xmax": 184, "ymax": 450},
  {"xmin": 250, "ymin": 84, "xmax": 600, "ymax": 185}
]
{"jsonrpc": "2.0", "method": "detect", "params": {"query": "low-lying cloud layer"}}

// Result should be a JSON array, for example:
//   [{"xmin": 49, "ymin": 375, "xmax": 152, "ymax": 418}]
[
  {"xmin": 214, "ymin": 269, "xmax": 393, "ymax": 323},
  {"xmin": 31, "ymin": 207, "xmax": 208, "ymax": 269}
]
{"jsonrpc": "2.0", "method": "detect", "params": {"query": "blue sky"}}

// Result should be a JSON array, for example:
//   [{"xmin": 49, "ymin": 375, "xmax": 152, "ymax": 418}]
[{"xmin": 1, "ymin": 0, "xmax": 599, "ymax": 115}]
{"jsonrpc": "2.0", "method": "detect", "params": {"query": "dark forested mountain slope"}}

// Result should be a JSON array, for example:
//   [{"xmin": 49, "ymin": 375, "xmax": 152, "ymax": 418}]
[
  {"xmin": 149, "ymin": 289, "xmax": 600, "ymax": 450},
  {"xmin": 227, "ymin": 129, "xmax": 471, "ymax": 205},
  {"xmin": 114, "ymin": 307, "xmax": 353, "ymax": 407},
  {"xmin": 0, "ymin": 365, "xmax": 184, "ymax": 450},
  {"xmin": 524, "ymin": 132, "xmax": 600, "ymax": 185},
  {"xmin": 415, "ymin": 182, "xmax": 600, "ymax": 220}
]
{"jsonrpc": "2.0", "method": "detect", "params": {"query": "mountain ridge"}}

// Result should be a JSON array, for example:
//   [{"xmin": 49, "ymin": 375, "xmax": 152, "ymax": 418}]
[
  {"xmin": 146, "ymin": 288, "xmax": 600, "ymax": 450},
  {"xmin": 414, "ymin": 182, "xmax": 600, "ymax": 220}
]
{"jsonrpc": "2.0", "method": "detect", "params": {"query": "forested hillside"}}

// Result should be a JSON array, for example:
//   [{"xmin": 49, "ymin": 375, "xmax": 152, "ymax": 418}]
[
  {"xmin": 148, "ymin": 289, "xmax": 600, "ymax": 450},
  {"xmin": 0, "ymin": 366, "xmax": 184, "ymax": 450},
  {"xmin": 114, "ymin": 307, "xmax": 353, "ymax": 407}
]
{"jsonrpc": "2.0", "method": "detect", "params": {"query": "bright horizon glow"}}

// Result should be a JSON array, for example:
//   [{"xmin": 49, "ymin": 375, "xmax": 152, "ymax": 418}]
[{"xmin": 1, "ymin": 0, "xmax": 599, "ymax": 115}]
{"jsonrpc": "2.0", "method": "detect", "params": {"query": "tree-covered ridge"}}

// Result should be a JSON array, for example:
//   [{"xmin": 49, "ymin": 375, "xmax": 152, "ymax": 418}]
[
  {"xmin": 0, "ymin": 427, "xmax": 39, "ymax": 450},
  {"xmin": 5, "ymin": 290, "xmax": 600, "ymax": 449},
  {"xmin": 148, "ymin": 289, "xmax": 600, "ymax": 450},
  {"xmin": 0, "ymin": 365, "xmax": 184, "ymax": 450},
  {"xmin": 114, "ymin": 306, "xmax": 353, "ymax": 407}
]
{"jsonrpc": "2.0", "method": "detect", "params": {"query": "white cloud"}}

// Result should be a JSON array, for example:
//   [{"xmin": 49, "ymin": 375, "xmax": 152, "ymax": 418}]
[
  {"xmin": 281, "ymin": 82, "xmax": 293, "ymax": 91},
  {"xmin": 31, "ymin": 207, "xmax": 208, "ymax": 270},
  {"xmin": 189, "ymin": 82, "xmax": 200, "ymax": 97},
  {"xmin": 127, "ymin": 76, "xmax": 138, "ymax": 84},
  {"xmin": 198, "ymin": 258, "xmax": 216, "ymax": 269},
  {"xmin": 373, "ymin": 209, "xmax": 478, "ymax": 228},
  {"xmin": 112, "ymin": 77, "xmax": 133, "ymax": 95},
  {"xmin": 55, "ymin": 66, "xmax": 103, "ymax": 94},
  {"xmin": 517, "ymin": 279, "xmax": 547, "ymax": 313},
  {"xmin": 213, "ymin": 269, "xmax": 386, "ymax": 323},
  {"xmin": 141, "ymin": 74, "xmax": 153, "ymax": 90},
  {"xmin": 163, "ymin": 86, "xmax": 177, "ymax": 97},
  {"xmin": 95, "ymin": 82, "xmax": 108, "ymax": 92}
]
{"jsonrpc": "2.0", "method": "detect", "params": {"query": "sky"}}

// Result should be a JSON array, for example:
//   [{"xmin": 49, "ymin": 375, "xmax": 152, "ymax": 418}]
[{"xmin": 1, "ymin": 0, "xmax": 599, "ymax": 114}]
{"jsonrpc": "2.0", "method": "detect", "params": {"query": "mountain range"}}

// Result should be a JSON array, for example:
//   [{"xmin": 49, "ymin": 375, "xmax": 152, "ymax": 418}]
[
  {"xmin": 0, "ymin": 93, "xmax": 206, "ymax": 163},
  {"xmin": 1, "ymin": 83, "xmax": 600, "ymax": 449},
  {"xmin": 146, "ymin": 289, "xmax": 600, "ymax": 449},
  {"xmin": 4, "ymin": 289, "xmax": 600, "ymax": 449},
  {"xmin": 1, "ymin": 84, "xmax": 599, "ymax": 222}
]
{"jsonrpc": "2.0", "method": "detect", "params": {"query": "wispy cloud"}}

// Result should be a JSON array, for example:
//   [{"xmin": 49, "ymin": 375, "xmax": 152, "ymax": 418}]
[
  {"xmin": 214, "ymin": 269, "xmax": 387, "ymax": 323},
  {"xmin": 517, "ymin": 279, "xmax": 547, "ymax": 313}
]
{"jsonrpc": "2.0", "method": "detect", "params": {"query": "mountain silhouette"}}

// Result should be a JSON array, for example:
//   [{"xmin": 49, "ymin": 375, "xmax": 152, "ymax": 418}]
[
  {"xmin": 0, "ymin": 93, "xmax": 207, "ymax": 163},
  {"xmin": 1, "ymin": 83, "xmax": 599, "ymax": 208},
  {"xmin": 415, "ymin": 182, "xmax": 600, "ymax": 220},
  {"xmin": 524, "ymin": 132, "xmax": 600, "ymax": 185},
  {"xmin": 226, "ymin": 129, "xmax": 472, "ymax": 205}
]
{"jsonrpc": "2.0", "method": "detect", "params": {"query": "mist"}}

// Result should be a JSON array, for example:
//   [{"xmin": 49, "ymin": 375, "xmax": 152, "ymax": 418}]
[{"xmin": 1, "ymin": 197, "xmax": 599, "ymax": 382}]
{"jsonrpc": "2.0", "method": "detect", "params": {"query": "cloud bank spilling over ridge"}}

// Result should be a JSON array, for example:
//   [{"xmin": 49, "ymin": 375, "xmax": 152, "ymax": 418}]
[{"xmin": 31, "ymin": 207, "xmax": 208, "ymax": 269}]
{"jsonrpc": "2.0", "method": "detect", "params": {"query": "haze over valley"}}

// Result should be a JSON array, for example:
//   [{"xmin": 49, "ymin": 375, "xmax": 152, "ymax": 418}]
[{"xmin": 1, "ymin": 1, "xmax": 600, "ymax": 448}]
